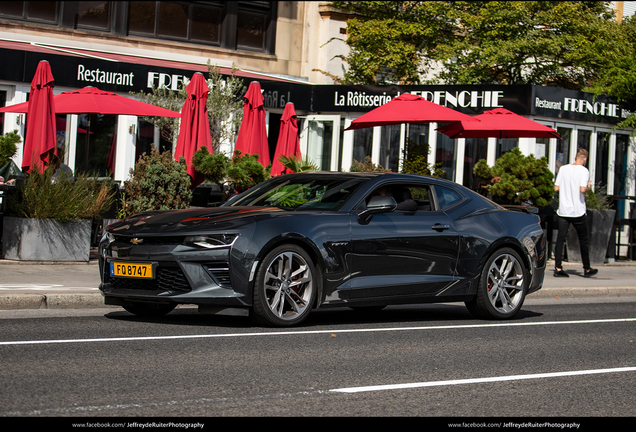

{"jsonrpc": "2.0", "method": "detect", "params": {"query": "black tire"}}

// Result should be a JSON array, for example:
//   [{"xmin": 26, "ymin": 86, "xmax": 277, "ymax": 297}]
[
  {"xmin": 251, "ymin": 245, "xmax": 317, "ymax": 327},
  {"xmin": 122, "ymin": 301, "xmax": 176, "ymax": 317},
  {"xmin": 465, "ymin": 247, "xmax": 528, "ymax": 320}
]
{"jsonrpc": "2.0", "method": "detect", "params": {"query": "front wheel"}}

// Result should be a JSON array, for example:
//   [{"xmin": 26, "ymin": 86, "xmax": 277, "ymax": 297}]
[
  {"xmin": 465, "ymin": 248, "xmax": 528, "ymax": 320},
  {"xmin": 252, "ymin": 245, "xmax": 317, "ymax": 327}
]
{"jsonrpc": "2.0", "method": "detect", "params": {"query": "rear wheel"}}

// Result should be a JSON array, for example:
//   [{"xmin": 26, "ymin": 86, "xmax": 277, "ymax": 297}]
[
  {"xmin": 252, "ymin": 245, "xmax": 316, "ymax": 327},
  {"xmin": 122, "ymin": 301, "xmax": 176, "ymax": 317},
  {"xmin": 465, "ymin": 248, "xmax": 528, "ymax": 319}
]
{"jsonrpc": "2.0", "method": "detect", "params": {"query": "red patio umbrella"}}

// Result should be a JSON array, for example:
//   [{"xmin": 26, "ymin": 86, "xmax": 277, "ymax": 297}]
[
  {"xmin": 0, "ymin": 86, "xmax": 180, "ymax": 174},
  {"xmin": 436, "ymin": 108, "xmax": 560, "ymax": 139},
  {"xmin": 0, "ymin": 86, "xmax": 181, "ymax": 117},
  {"xmin": 270, "ymin": 103, "xmax": 301, "ymax": 177},
  {"xmin": 234, "ymin": 81, "xmax": 270, "ymax": 166},
  {"xmin": 344, "ymin": 93, "xmax": 476, "ymax": 131},
  {"xmin": 22, "ymin": 60, "xmax": 57, "ymax": 173},
  {"xmin": 174, "ymin": 72, "xmax": 212, "ymax": 187}
]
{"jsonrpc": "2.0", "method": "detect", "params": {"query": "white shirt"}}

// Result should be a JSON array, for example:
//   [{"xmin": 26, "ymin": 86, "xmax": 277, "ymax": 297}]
[{"xmin": 555, "ymin": 163, "xmax": 589, "ymax": 217}]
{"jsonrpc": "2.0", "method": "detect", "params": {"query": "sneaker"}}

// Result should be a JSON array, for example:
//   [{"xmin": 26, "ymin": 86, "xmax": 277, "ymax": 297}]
[
  {"xmin": 554, "ymin": 268, "xmax": 569, "ymax": 277},
  {"xmin": 584, "ymin": 268, "xmax": 598, "ymax": 278}
]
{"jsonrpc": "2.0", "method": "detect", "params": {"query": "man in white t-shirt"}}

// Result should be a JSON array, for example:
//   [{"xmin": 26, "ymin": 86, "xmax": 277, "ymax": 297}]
[{"xmin": 553, "ymin": 148, "xmax": 598, "ymax": 277}]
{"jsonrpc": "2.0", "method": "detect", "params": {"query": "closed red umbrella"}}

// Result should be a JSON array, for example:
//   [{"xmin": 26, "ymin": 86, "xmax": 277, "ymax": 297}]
[
  {"xmin": 270, "ymin": 103, "xmax": 301, "ymax": 177},
  {"xmin": 23, "ymin": 60, "xmax": 57, "ymax": 173},
  {"xmin": 344, "ymin": 93, "xmax": 476, "ymax": 131},
  {"xmin": 234, "ymin": 81, "xmax": 270, "ymax": 166},
  {"xmin": 174, "ymin": 72, "xmax": 212, "ymax": 187},
  {"xmin": 437, "ymin": 108, "xmax": 560, "ymax": 139}
]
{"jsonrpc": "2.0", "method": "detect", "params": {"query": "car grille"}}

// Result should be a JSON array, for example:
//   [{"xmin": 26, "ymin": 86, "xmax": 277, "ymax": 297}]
[{"xmin": 108, "ymin": 264, "xmax": 191, "ymax": 293}]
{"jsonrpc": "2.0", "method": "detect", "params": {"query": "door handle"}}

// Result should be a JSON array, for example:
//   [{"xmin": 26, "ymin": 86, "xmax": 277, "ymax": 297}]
[{"xmin": 432, "ymin": 223, "xmax": 450, "ymax": 231}]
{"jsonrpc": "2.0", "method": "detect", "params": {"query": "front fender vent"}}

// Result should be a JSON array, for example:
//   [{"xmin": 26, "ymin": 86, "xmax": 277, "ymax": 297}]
[{"xmin": 203, "ymin": 262, "xmax": 232, "ymax": 289}]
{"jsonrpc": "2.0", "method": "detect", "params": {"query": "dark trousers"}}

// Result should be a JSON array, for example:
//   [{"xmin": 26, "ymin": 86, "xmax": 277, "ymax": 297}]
[{"xmin": 554, "ymin": 214, "xmax": 590, "ymax": 270}]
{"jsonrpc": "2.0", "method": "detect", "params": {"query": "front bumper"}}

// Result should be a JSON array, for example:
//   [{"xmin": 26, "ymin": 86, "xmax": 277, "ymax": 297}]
[{"xmin": 99, "ymin": 242, "xmax": 249, "ymax": 308}]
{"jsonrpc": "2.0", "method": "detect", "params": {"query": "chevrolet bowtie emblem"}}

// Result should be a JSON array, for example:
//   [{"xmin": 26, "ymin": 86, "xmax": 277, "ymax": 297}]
[{"xmin": 131, "ymin": 238, "xmax": 143, "ymax": 245}]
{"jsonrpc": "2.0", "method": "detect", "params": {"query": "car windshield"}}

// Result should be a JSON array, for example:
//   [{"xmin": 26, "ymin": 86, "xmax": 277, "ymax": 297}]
[{"xmin": 226, "ymin": 176, "xmax": 368, "ymax": 211}]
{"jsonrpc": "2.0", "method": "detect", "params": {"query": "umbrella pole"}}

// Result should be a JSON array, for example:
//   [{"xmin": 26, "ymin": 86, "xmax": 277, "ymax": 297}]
[{"xmin": 84, "ymin": 115, "xmax": 90, "ymax": 172}]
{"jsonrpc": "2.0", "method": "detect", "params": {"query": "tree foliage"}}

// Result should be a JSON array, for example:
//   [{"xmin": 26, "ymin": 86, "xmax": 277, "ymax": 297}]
[
  {"xmin": 583, "ymin": 15, "xmax": 636, "ymax": 127},
  {"xmin": 331, "ymin": 1, "xmax": 615, "ymax": 89},
  {"xmin": 131, "ymin": 62, "xmax": 245, "ymax": 154},
  {"xmin": 330, "ymin": 1, "xmax": 459, "ymax": 84}
]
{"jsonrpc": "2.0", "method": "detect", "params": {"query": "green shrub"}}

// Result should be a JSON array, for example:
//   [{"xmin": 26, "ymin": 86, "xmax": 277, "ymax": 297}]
[
  {"xmin": 400, "ymin": 139, "xmax": 445, "ymax": 177},
  {"xmin": 277, "ymin": 154, "xmax": 319, "ymax": 173},
  {"xmin": 227, "ymin": 150, "xmax": 269, "ymax": 193},
  {"xmin": 192, "ymin": 146, "xmax": 230, "ymax": 189},
  {"xmin": 474, "ymin": 147, "xmax": 554, "ymax": 208},
  {"xmin": 7, "ymin": 168, "xmax": 114, "ymax": 223},
  {"xmin": 192, "ymin": 148, "xmax": 269, "ymax": 198},
  {"xmin": 122, "ymin": 149, "xmax": 192, "ymax": 217},
  {"xmin": 350, "ymin": 156, "xmax": 391, "ymax": 172},
  {"xmin": 586, "ymin": 184, "xmax": 611, "ymax": 210},
  {"xmin": 0, "ymin": 130, "xmax": 20, "ymax": 167}
]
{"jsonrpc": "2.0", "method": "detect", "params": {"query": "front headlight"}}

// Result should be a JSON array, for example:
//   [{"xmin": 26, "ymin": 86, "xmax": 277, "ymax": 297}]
[
  {"xmin": 100, "ymin": 231, "xmax": 115, "ymax": 247},
  {"xmin": 184, "ymin": 233, "xmax": 239, "ymax": 249}
]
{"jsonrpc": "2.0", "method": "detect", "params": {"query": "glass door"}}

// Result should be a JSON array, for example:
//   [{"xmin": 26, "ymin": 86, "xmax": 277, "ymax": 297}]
[{"xmin": 300, "ymin": 115, "xmax": 341, "ymax": 171}]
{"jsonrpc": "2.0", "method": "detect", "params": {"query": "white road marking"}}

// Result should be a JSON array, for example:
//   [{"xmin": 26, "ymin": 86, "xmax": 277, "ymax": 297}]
[
  {"xmin": 0, "ymin": 284, "xmax": 98, "ymax": 291},
  {"xmin": 0, "ymin": 317, "xmax": 635, "ymax": 346},
  {"xmin": 330, "ymin": 367, "xmax": 636, "ymax": 393}
]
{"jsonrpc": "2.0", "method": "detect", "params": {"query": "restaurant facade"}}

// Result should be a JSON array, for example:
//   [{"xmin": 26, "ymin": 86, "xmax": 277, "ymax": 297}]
[
  {"xmin": 1, "ymin": 2, "xmax": 635, "ymax": 228},
  {"xmin": 2, "ymin": 42, "xmax": 634, "ymax": 210}
]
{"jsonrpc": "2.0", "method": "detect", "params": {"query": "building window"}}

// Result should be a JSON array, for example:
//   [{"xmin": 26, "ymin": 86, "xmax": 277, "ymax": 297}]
[
  {"xmin": 556, "ymin": 127, "xmax": 572, "ymax": 174},
  {"xmin": 463, "ymin": 138, "xmax": 488, "ymax": 191},
  {"xmin": 126, "ymin": 1, "xmax": 274, "ymax": 53},
  {"xmin": 595, "ymin": 131, "xmax": 610, "ymax": 189},
  {"xmin": 0, "ymin": 2, "xmax": 275, "ymax": 53},
  {"xmin": 0, "ymin": 1, "xmax": 59, "ymax": 23},
  {"xmin": 76, "ymin": 1, "xmax": 110, "ymax": 30},
  {"xmin": 128, "ymin": 1, "xmax": 155, "ymax": 34},
  {"xmin": 157, "ymin": 1, "xmax": 189, "ymax": 39},
  {"xmin": 237, "ymin": 8, "xmax": 267, "ymax": 50},
  {"xmin": 191, "ymin": 3, "xmax": 221, "ymax": 43},
  {"xmin": 379, "ymin": 125, "xmax": 401, "ymax": 173}
]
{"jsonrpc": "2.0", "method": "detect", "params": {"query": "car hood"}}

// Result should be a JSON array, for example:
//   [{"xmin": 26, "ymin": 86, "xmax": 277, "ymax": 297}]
[{"xmin": 106, "ymin": 206, "xmax": 284, "ymax": 236}]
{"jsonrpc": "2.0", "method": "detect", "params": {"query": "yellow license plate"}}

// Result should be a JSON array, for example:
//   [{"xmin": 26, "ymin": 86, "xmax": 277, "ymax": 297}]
[{"xmin": 110, "ymin": 262, "xmax": 153, "ymax": 279}]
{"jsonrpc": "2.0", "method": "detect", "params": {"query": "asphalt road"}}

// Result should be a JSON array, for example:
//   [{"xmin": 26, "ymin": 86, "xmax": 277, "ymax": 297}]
[{"xmin": 1, "ymin": 296, "xmax": 635, "ymax": 420}]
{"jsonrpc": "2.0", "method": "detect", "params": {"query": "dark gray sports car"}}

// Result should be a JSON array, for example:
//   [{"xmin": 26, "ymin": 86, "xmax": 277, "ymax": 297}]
[{"xmin": 99, "ymin": 172, "xmax": 546, "ymax": 326}]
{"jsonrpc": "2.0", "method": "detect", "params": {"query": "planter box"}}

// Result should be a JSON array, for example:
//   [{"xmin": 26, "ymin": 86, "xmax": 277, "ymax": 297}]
[
  {"xmin": 566, "ymin": 209, "xmax": 616, "ymax": 264},
  {"xmin": 2, "ymin": 217, "xmax": 92, "ymax": 261}
]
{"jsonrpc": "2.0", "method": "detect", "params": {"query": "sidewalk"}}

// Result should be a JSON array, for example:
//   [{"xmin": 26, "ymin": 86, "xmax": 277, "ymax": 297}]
[{"xmin": 1, "ymin": 257, "xmax": 636, "ymax": 310}]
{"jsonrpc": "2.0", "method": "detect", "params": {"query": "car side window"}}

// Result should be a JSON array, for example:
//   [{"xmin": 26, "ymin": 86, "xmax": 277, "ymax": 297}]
[
  {"xmin": 364, "ymin": 184, "xmax": 432, "ymax": 212},
  {"xmin": 405, "ymin": 186, "xmax": 432, "ymax": 211},
  {"xmin": 434, "ymin": 186, "xmax": 463, "ymax": 210}
]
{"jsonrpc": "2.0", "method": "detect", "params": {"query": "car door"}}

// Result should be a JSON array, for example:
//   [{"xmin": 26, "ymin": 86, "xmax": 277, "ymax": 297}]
[{"xmin": 348, "ymin": 182, "xmax": 460, "ymax": 299}]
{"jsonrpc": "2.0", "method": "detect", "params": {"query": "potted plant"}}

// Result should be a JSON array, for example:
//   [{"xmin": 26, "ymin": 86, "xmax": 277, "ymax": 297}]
[
  {"xmin": 3, "ymin": 167, "xmax": 115, "ymax": 261},
  {"xmin": 192, "ymin": 147, "xmax": 269, "ymax": 203},
  {"xmin": 119, "ymin": 148, "xmax": 192, "ymax": 218},
  {"xmin": 473, "ymin": 147, "xmax": 555, "ymax": 208},
  {"xmin": 565, "ymin": 185, "xmax": 615, "ymax": 264}
]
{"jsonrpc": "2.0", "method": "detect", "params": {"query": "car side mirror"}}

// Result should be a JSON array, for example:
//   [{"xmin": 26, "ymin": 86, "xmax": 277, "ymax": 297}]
[{"xmin": 357, "ymin": 196, "xmax": 397, "ymax": 224}]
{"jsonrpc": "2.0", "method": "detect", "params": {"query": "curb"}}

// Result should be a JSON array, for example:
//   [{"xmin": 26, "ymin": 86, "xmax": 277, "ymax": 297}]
[
  {"xmin": 0, "ymin": 293, "xmax": 107, "ymax": 310},
  {"xmin": 1, "ymin": 287, "xmax": 636, "ymax": 311}
]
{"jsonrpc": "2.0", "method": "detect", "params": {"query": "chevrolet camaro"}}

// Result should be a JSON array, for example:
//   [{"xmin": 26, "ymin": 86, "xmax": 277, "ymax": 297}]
[{"xmin": 99, "ymin": 172, "xmax": 546, "ymax": 326}]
